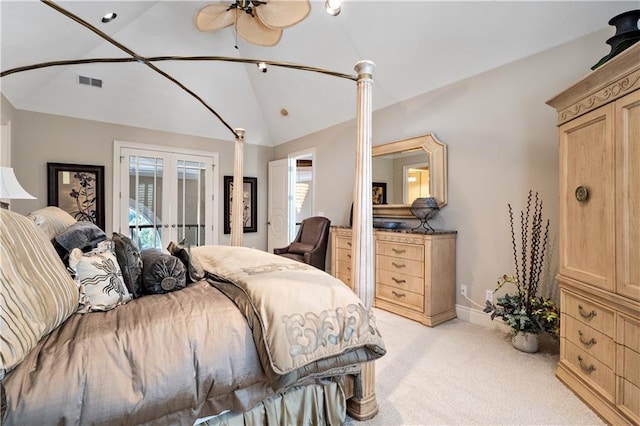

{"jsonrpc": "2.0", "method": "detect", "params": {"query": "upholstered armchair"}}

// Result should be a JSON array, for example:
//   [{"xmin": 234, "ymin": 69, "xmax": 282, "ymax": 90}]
[{"xmin": 274, "ymin": 216, "xmax": 331, "ymax": 271}]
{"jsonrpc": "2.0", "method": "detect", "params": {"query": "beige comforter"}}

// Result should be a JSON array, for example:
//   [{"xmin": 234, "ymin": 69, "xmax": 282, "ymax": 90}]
[{"xmin": 194, "ymin": 245, "xmax": 386, "ymax": 392}]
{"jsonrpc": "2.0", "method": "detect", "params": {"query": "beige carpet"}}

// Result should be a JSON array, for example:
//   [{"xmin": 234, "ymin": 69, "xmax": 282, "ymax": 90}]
[{"xmin": 347, "ymin": 308, "xmax": 605, "ymax": 426}]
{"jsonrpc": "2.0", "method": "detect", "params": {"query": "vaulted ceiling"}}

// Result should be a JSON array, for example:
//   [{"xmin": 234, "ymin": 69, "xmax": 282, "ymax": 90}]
[{"xmin": 1, "ymin": 1, "xmax": 636, "ymax": 146}]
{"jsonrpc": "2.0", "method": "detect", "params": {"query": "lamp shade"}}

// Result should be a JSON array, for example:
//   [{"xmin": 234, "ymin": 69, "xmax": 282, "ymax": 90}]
[{"xmin": 0, "ymin": 167, "xmax": 36, "ymax": 199}]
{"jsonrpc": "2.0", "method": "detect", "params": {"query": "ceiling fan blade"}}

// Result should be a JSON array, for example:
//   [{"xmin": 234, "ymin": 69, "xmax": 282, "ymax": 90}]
[
  {"xmin": 236, "ymin": 12, "xmax": 283, "ymax": 46},
  {"xmin": 255, "ymin": 0, "xmax": 311, "ymax": 29},
  {"xmin": 195, "ymin": 3, "xmax": 237, "ymax": 32}
]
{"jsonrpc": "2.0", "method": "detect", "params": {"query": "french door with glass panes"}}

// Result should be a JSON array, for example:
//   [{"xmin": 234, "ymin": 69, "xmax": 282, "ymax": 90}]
[{"xmin": 117, "ymin": 147, "xmax": 216, "ymax": 251}]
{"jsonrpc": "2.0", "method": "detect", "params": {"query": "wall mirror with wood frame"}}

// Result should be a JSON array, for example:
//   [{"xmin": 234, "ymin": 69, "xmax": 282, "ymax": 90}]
[{"xmin": 372, "ymin": 133, "xmax": 447, "ymax": 218}]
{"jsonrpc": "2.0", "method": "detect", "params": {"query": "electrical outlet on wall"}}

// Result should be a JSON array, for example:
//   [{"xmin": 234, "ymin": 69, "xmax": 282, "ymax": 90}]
[
  {"xmin": 486, "ymin": 290, "xmax": 493, "ymax": 302},
  {"xmin": 460, "ymin": 284, "xmax": 467, "ymax": 297}
]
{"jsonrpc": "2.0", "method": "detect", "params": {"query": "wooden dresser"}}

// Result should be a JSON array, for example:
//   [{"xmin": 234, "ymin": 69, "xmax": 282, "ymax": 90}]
[
  {"xmin": 330, "ymin": 226, "xmax": 457, "ymax": 326},
  {"xmin": 546, "ymin": 43, "xmax": 640, "ymax": 425}
]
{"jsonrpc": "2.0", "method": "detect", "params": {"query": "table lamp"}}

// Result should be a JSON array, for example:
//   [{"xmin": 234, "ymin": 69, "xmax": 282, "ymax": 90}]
[{"xmin": 0, "ymin": 167, "xmax": 36, "ymax": 209}]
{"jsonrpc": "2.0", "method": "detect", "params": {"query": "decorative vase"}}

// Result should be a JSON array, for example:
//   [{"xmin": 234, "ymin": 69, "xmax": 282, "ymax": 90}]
[
  {"xmin": 511, "ymin": 331, "xmax": 539, "ymax": 353},
  {"xmin": 410, "ymin": 197, "xmax": 439, "ymax": 231},
  {"xmin": 592, "ymin": 9, "xmax": 640, "ymax": 70}
]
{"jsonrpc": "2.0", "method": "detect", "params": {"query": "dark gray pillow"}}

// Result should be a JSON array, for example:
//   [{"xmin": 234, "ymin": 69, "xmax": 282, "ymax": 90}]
[
  {"xmin": 167, "ymin": 240, "xmax": 205, "ymax": 283},
  {"xmin": 112, "ymin": 233, "xmax": 143, "ymax": 298},
  {"xmin": 53, "ymin": 221, "xmax": 107, "ymax": 264},
  {"xmin": 140, "ymin": 249, "xmax": 186, "ymax": 294}
]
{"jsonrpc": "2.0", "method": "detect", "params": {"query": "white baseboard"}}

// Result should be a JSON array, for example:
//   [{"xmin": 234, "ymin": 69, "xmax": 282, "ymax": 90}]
[{"xmin": 455, "ymin": 304, "xmax": 510, "ymax": 333}]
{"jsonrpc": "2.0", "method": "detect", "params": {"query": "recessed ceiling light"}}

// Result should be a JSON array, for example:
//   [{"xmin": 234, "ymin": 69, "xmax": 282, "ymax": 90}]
[{"xmin": 101, "ymin": 12, "xmax": 117, "ymax": 23}]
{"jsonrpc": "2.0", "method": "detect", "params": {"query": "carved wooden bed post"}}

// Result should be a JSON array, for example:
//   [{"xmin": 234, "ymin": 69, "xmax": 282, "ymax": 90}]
[
  {"xmin": 230, "ymin": 128, "xmax": 245, "ymax": 246},
  {"xmin": 347, "ymin": 59, "xmax": 378, "ymax": 421}
]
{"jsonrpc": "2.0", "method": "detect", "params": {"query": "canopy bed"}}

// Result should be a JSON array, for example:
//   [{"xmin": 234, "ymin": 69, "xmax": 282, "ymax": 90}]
[{"xmin": 0, "ymin": 1, "xmax": 383, "ymax": 424}]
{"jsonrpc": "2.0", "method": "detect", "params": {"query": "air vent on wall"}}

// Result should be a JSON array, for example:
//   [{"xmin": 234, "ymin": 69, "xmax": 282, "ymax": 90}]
[{"xmin": 78, "ymin": 75, "xmax": 102, "ymax": 88}]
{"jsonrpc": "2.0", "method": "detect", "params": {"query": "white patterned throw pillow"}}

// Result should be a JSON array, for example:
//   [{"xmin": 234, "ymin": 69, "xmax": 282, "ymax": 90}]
[{"xmin": 69, "ymin": 241, "xmax": 132, "ymax": 313}]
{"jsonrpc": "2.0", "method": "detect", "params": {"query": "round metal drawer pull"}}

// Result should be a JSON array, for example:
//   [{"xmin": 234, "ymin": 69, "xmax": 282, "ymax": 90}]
[
  {"xmin": 391, "ymin": 262, "xmax": 406, "ymax": 269},
  {"xmin": 578, "ymin": 330, "xmax": 597, "ymax": 347},
  {"xmin": 575, "ymin": 186, "xmax": 589, "ymax": 202},
  {"xmin": 392, "ymin": 277, "xmax": 406, "ymax": 284},
  {"xmin": 578, "ymin": 304, "xmax": 597, "ymax": 320},
  {"xmin": 577, "ymin": 355, "xmax": 596, "ymax": 373},
  {"xmin": 391, "ymin": 291, "xmax": 406, "ymax": 298}
]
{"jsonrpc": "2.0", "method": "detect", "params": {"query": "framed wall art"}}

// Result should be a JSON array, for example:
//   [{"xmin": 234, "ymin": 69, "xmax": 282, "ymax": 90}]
[
  {"xmin": 47, "ymin": 162, "xmax": 105, "ymax": 230},
  {"xmin": 372, "ymin": 182, "xmax": 387, "ymax": 205},
  {"xmin": 223, "ymin": 176, "xmax": 257, "ymax": 234}
]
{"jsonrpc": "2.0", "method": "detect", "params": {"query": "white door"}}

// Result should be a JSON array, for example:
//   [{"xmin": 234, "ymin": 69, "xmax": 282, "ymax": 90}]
[
  {"xmin": 117, "ymin": 147, "xmax": 215, "ymax": 251},
  {"xmin": 268, "ymin": 158, "xmax": 292, "ymax": 253}
]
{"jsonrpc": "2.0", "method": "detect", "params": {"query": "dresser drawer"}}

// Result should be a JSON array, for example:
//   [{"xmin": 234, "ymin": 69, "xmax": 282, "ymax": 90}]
[
  {"xmin": 620, "ymin": 379, "xmax": 640, "ymax": 420},
  {"xmin": 335, "ymin": 258, "xmax": 351, "ymax": 278},
  {"xmin": 376, "ymin": 269, "xmax": 423, "ymax": 295},
  {"xmin": 562, "ymin": 291, "xmax": 615, "ymax": 337},
  {"xmin": 618, "ymin": 314, "xmax": 640, "ymax": 353},
  {"xmin": 564, "ymin": 315, "xmax": 615, "ymax": 368},
  {"xmin": 376, "ymin": 255, "xmax": 423, "ymax": 278},
  {"xmin": 376, "ymin": 283, "xmax": 423, "ymax": 312},
  {"xmin": 335, "ymin": 236, "xmax": 353, "ymax": 251},
  {"xmin": 376, "ymin": 241, "xmax": 423, "ymax": 262},
  {"xmin": 621, "ymin": 346, "xmax": 640, "ymax": 388},
  {"xmin": 336, "ymin": 247, "xmax": 352, "ymax": 263},
  {"xmin": 564, "ymin": 339, "xmax": 615, "ymax": 401}
]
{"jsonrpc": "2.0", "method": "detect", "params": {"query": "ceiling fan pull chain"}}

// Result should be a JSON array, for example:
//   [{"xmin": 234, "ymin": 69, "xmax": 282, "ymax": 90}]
[{"xmin": 234, "ymin": 9, "xmax": 239, "ymax": 49}]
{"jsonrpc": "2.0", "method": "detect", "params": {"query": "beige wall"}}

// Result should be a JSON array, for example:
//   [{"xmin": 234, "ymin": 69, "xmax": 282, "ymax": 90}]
[
  {"xmin": 273, "ymin": 30, "xmax": 610, "ymax": 310},
  {"xmin": 6, "ymin": 110, "xmax": 273, "ymax": 249}
]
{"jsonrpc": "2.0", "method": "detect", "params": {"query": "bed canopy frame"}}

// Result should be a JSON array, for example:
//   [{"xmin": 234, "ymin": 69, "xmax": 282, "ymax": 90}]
[{"xmin": 1, "ymin": 0, "xmax": 378, "ymax": 419}]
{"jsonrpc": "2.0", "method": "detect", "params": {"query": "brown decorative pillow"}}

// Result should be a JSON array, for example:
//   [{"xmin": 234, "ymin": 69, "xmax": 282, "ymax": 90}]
[
  {"xmin": 112, "ymin": 233, "xmax": 143, "ymax": 298},
  {"xmin": 140, "ymin": 249, "xmax": 187, "ymax": 294},
  {"xmin": 167, "ymin": 240, "xmax": 205, "ymax": 283},
  {"xmin": 288, "ymin": 242, "xmax": 315, "ymax": 254}
]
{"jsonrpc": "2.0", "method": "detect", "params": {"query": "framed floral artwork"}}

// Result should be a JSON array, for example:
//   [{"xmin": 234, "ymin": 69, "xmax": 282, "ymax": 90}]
[
  {"xmin": 47, "ymin": 162, "xmax": 105, "ymax": 230},
  {"xmin": 223, "ymin": 175, "xmax": 257, "ymax": 234}
]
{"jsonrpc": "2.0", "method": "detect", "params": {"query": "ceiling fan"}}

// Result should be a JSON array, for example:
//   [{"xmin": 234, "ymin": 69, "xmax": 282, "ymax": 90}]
[{"xmin": 195, "ymin": 0, "xmax": 311, "ymax": 47}]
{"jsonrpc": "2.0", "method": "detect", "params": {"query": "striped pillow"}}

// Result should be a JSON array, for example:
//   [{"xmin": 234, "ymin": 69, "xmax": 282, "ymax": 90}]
[
  {"xmin": 26, "ymin": 206, "xmax": 77, "ymax": 240},
  {"xmin": 0, "ymin": 209, "xmax": 79, "ymax": 378}
]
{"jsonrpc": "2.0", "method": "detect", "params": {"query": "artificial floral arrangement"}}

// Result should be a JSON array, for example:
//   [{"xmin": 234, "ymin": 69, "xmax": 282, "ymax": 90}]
[{"xmin": 484, "ymin": 191, "xmax": 560, "ymax": 338}]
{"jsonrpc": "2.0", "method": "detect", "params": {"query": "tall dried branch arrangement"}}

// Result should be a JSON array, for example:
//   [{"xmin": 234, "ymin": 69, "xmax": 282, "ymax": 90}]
[{"xmin": 508, "ymin": 190, "xmax": 550, "ymax": 312}]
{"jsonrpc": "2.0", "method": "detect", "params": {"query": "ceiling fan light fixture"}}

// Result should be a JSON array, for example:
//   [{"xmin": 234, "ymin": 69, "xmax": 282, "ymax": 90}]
[
  {"xmin": 325, "ymin": 0, "xmax": 341, "ymax": 16},
  {"xmin": 101, "ymin": 12, "xmax": 117, "ymax": 23},
  {"xmin": 196, "ymin": 0, "xmax": 310, "ymax": 46}
]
